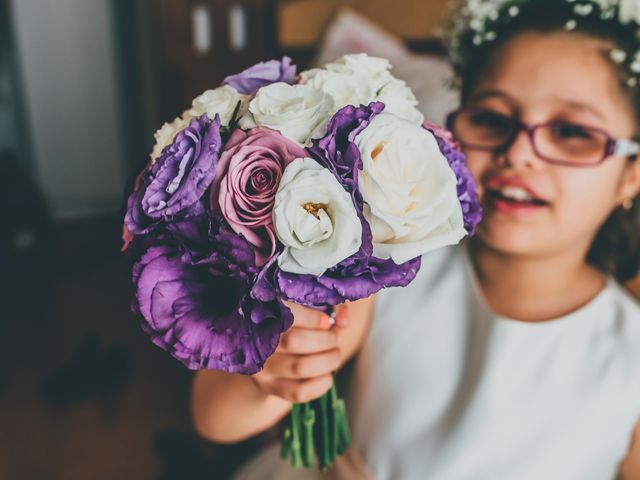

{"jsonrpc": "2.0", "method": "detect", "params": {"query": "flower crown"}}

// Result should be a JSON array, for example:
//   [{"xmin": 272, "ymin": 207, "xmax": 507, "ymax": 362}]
[{"xmin": 443, "ymin": 0, "xmax": 640, "ymax": 87}]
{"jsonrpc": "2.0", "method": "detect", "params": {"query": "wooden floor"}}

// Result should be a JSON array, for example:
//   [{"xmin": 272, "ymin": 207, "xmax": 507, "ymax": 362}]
[{"xmin": 0, "ymin": 218, "xmax": 264, "ymax": 480}]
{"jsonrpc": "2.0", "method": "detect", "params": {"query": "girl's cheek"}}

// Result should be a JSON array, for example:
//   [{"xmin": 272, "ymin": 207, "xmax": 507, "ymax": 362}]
[
  {"xmin": 465, "ymin": 151, "xmax": 493, "ymax": 197},
  {"xmin": 553, "ymin": 167, "xmax": 621, "ymax": 234}
]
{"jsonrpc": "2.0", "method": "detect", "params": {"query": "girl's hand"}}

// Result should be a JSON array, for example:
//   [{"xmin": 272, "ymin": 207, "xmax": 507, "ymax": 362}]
[{"xmin": 251, "ymin": 302, "xmax": 350, "ymax": 404}]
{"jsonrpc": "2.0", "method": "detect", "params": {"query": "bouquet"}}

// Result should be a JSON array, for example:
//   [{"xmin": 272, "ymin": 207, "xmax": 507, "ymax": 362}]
[{"xmin": 122, "ymin": 54, "xmax": 482, "ymax": 469}]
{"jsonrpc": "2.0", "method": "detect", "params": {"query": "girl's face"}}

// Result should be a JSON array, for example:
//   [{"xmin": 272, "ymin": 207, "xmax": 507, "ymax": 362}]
[{"xmin": 464, "ymin": 31, "xmax": 640, "ymax": 259}]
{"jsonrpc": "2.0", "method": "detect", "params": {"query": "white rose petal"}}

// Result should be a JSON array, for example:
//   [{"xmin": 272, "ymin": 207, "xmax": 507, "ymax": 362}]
[
  {"xmin": 375, "ymin": 78, "xmax": 425, "ymax": 125},
  {"xmin": 326, "ymin": 54, "xmax": 392, "ymax": 78},
  {"xmin": 188, "ymin": 85, "xmax": 247, "ymax": 125},
  {"xmin": 299, "ymin": 54, "xmax": 396, "ymax": 114},
  {"xmin": 150, "ymin": 114, "xmax": 191, "ymax": 162},
  {"xmin": 239, "ymin": 83, "xmax": 334, "ymax": 144},
  {"xmin": 299, "ymin": 68, "xmax": 377, "ymax": 113},
  {"xmin": 355, "ymin": 112, "xmax": 466, "ymax": 263},
  {"xmin": 274, "ymin": 157, "xmax": 362, "ymax": 276}
]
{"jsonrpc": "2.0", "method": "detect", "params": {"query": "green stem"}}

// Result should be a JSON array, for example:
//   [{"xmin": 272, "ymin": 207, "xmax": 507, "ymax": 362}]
[
  {"xmin": 290, "ymin": 404, "xmax": 303, "ymax": 468},
  {"xmin": 319, "ymin": 390, "xmax": 331, "ymax": 469},
  {"xmin": 280, "ymin": 427, "xmax": 292, "ymax": 460},
  {"xmin": 335, "ymin": 397, "xmax": 351, "ymax": 454},
  {"xmin": 302, "ymin": 402, "xmax": 316, "ymax": 468},
  {"xmin": 330, "ymin": 383, "xmax": 339, "ymax": 462}
]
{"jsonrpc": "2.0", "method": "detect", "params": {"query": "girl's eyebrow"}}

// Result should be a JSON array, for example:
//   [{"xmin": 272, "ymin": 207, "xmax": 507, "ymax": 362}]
[
  {"xmin": 552, "ymin": 98, "xmax": 605, "ymax": 121},
  {"xmin": 467, "ymin": 89, "xmax": 517, "ymax": 108},
  {"xmin": 470, "ymin": 90, "xmax": 606, "ymax": 122}
]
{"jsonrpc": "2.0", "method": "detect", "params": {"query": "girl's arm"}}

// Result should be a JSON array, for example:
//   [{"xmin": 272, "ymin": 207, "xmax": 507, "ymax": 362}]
[
  {"xmin": 191, "ymin": 297, "xmax": 374, "ymax": 444},
  {"xmin": 620, "ymin": 417, "xmax": 640, "ymax": 480}
]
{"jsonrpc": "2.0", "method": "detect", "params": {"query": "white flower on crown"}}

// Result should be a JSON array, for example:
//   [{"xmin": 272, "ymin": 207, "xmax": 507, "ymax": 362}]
[
  {"xmin": 618, "ymin": 0, "xmax": 640, "ymax": 24},
  {"xmin": 464, "ymin": 0, "xmax": 510, "ymax": 28}
]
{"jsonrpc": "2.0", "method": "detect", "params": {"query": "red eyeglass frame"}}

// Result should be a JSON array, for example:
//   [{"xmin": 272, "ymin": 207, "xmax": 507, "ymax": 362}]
[{"xmin": 446, "ymin": 108, "xmax": 639, "ymax": 167}]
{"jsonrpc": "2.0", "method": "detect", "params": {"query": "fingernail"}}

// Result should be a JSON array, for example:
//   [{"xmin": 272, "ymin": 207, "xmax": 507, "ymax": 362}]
[{"xmin": 319, "ymin": 314, "xmax": 332, "ymax": 330}]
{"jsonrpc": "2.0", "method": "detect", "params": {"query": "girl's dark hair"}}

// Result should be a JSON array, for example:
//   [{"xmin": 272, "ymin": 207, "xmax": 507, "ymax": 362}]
[{"xmin": 454, "ymin": 1, "xmax": 640, "ymax": 283}]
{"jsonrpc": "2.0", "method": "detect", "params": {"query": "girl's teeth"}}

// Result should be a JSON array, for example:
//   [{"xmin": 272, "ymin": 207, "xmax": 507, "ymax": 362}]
[{"xmin": 500, "ymin": 186, "xmax": 534, "ymax": 202}]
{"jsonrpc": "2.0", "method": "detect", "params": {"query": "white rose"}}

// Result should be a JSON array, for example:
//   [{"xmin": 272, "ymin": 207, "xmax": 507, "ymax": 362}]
[
  {"xmin": 299, "ymin": 68, "xmax": 376, "ymax": 112},
  {"xmin": 326, "ymin": 54, "xmax": 392, "ymax": 78},
  {"xmin": 619, "ymin": 0, "xmax": 640, "ymax": 24},
  {"xmin": 239, "ymin": 83, "xmax": 333, "ymax": 144},
  {"xmin": 274, "ymin": 157, "xmax": 362, "ymax": 276},
  {"xmin": 355, "ymin": 112, "xmax": 466, "ymax": 264},
  {"xmin": 375, "ymin": 78, "xmax": 425, "ymax": 125},
  {"xmin": 188, "ymin": 85, "xmax": 247, "ymax": 125},
  {"xmin": 299, "ymin": 54, "xmax": 396, "ymax": 113},
  {"xmin": 150, "ymin": 115, "xmax": 191, "ymax": 162}
]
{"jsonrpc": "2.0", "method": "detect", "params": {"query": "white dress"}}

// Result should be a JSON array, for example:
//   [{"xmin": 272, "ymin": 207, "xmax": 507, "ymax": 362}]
[{"xmin": 234, "ymin": 245, "xmax": 640, "ymax": 480}]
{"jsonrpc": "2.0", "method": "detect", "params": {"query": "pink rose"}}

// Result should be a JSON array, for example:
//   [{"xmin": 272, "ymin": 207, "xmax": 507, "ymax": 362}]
[{"xmin": 211, "ymin": 127, "xmax": 306, "ymax": 266}]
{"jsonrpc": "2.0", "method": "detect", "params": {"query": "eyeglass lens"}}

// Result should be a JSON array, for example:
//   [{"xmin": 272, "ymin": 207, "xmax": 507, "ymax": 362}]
[{"xmin": 451, "ymin": 109, "xmax": 609, "ymax": 165}]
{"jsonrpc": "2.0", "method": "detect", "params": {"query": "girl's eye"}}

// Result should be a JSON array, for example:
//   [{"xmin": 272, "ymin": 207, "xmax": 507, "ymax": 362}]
[
  {"xmin": 549, "ymin": 123, "xmax": 595, "ymax": 140},
  {"xmin": 469, "ymin": 111, "xmax": 512, "ymax": 130}
]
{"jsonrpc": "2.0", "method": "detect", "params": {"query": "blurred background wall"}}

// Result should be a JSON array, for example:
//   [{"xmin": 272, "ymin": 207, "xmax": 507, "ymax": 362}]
[{"xmin": 10, "ymin": 0, "xmax": 126, "ymax": 219}]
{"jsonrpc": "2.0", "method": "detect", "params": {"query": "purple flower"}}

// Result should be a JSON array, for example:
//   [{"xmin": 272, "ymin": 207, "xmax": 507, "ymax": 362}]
[
  {"xmin": 309, "ymin": 102, "xmax": 385, "ymax": 196},
  {"xmin": 253, "ymin": 102, "xmax": 421, "ymax": 309},
  {"xmin": 133, "ymin": 216, "xmax": 293, "ymax": 374},
  {"xmin": 222, "ymin": 57, "xmax": 297, "ymax": 95},
  {"xmin": 424, "ymin": 120, "xmax": 483, "ymax": 235},
  {"xmin": 125, "ymin": 115, "xmax": 222, "ymax": 235}
]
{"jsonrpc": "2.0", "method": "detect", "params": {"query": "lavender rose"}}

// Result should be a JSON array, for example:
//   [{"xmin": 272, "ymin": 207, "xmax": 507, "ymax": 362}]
[
  {"xmin": 210, "ymin": 127, "xmax": 307, "ymax": 266},
  {"xmin": 133, "ymin": 216, "xmax": 293, "ymax": 374},
  {"xmin": 222, "ymin": 57, "xmax": 297, "ymax": 95},
  {"xmin": 125, "ymin": 115, "xmax": 222, "ymax": 235}
]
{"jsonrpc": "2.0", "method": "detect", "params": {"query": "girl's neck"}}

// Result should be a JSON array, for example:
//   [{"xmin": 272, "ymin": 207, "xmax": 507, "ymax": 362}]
[{"xmin": 469, "ymin": 238, "xmax": 607, "ymax": 323}]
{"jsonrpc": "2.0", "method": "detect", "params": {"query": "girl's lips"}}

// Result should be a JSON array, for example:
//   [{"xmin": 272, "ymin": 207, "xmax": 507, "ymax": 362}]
[
  {"xmin": 488, "ymin": 195, "xmax": 548, "ymax": 217},
  {"xmin": 484, "ymin": 176, "xmax": 547, "ymax": 202},
  {"xmin": 483, "ymin": 176, "xmax": 550, "ymax": 217}
]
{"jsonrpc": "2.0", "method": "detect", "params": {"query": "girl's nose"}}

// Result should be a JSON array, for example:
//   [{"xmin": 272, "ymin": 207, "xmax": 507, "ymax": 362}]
[{"xmin": 496, "ymin": 129, "xmax": 541, "ymax": 169}]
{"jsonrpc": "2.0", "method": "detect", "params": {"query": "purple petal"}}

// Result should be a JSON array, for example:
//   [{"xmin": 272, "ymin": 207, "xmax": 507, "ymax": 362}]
[{"xmin": 222, "ymin": 57, "xmax": 297, "ymax": 95}]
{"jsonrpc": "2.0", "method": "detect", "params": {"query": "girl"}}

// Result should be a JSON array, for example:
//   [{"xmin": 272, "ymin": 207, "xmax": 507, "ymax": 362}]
[{"xmin": 192, "ymin": 1, "xmax": 640, "ymax": 478}]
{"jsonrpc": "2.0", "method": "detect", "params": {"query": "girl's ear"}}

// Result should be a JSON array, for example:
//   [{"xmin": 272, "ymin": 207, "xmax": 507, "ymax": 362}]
[{"xmin": 616, "ymin": 157, "xmax": 640, "ymax": 205}]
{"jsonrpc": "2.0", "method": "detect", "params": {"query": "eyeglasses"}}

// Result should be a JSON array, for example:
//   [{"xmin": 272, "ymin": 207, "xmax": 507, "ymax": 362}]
[{"xmin": 446, "ymin": 108, "xmax": 639, "ymax": 167}]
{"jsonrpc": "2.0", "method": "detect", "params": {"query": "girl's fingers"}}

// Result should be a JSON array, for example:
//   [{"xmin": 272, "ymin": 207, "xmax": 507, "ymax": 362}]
[
  {"xmin": 333, "ymin": 304, "xmax": 351, "ymax": 329},
  {"xmin": 279, "ymin": 327, "xmax": 339, "ymax": 354},
  {"xmin": 283, "ymin": 301, "xmax": 333, "ymax": 330},
  {"xmin": 267, "ymin": 374, "xmax": 334, "ymax": 403},
  {"xmin": 265, "ymin": 349, "xmax": 342, "ymax": 380}
]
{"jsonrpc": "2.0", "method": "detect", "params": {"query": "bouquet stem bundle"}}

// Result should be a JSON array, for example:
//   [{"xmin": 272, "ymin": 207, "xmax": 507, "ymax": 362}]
[{"xmin": 281, "ymin": 381, "xmax": 350, "ymax": 469}]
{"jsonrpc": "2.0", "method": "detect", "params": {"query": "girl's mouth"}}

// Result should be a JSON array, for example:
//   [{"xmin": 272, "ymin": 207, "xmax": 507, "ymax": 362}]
[{"xmin": 485, "ymin": 185, "xmax": 550, "ymax": 216}]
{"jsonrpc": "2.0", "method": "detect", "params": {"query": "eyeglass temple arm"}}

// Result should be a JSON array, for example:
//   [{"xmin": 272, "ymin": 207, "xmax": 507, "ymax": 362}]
[{"xmin": 614, "ymin": 138, "xmax": 640, "ymax": 157}]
